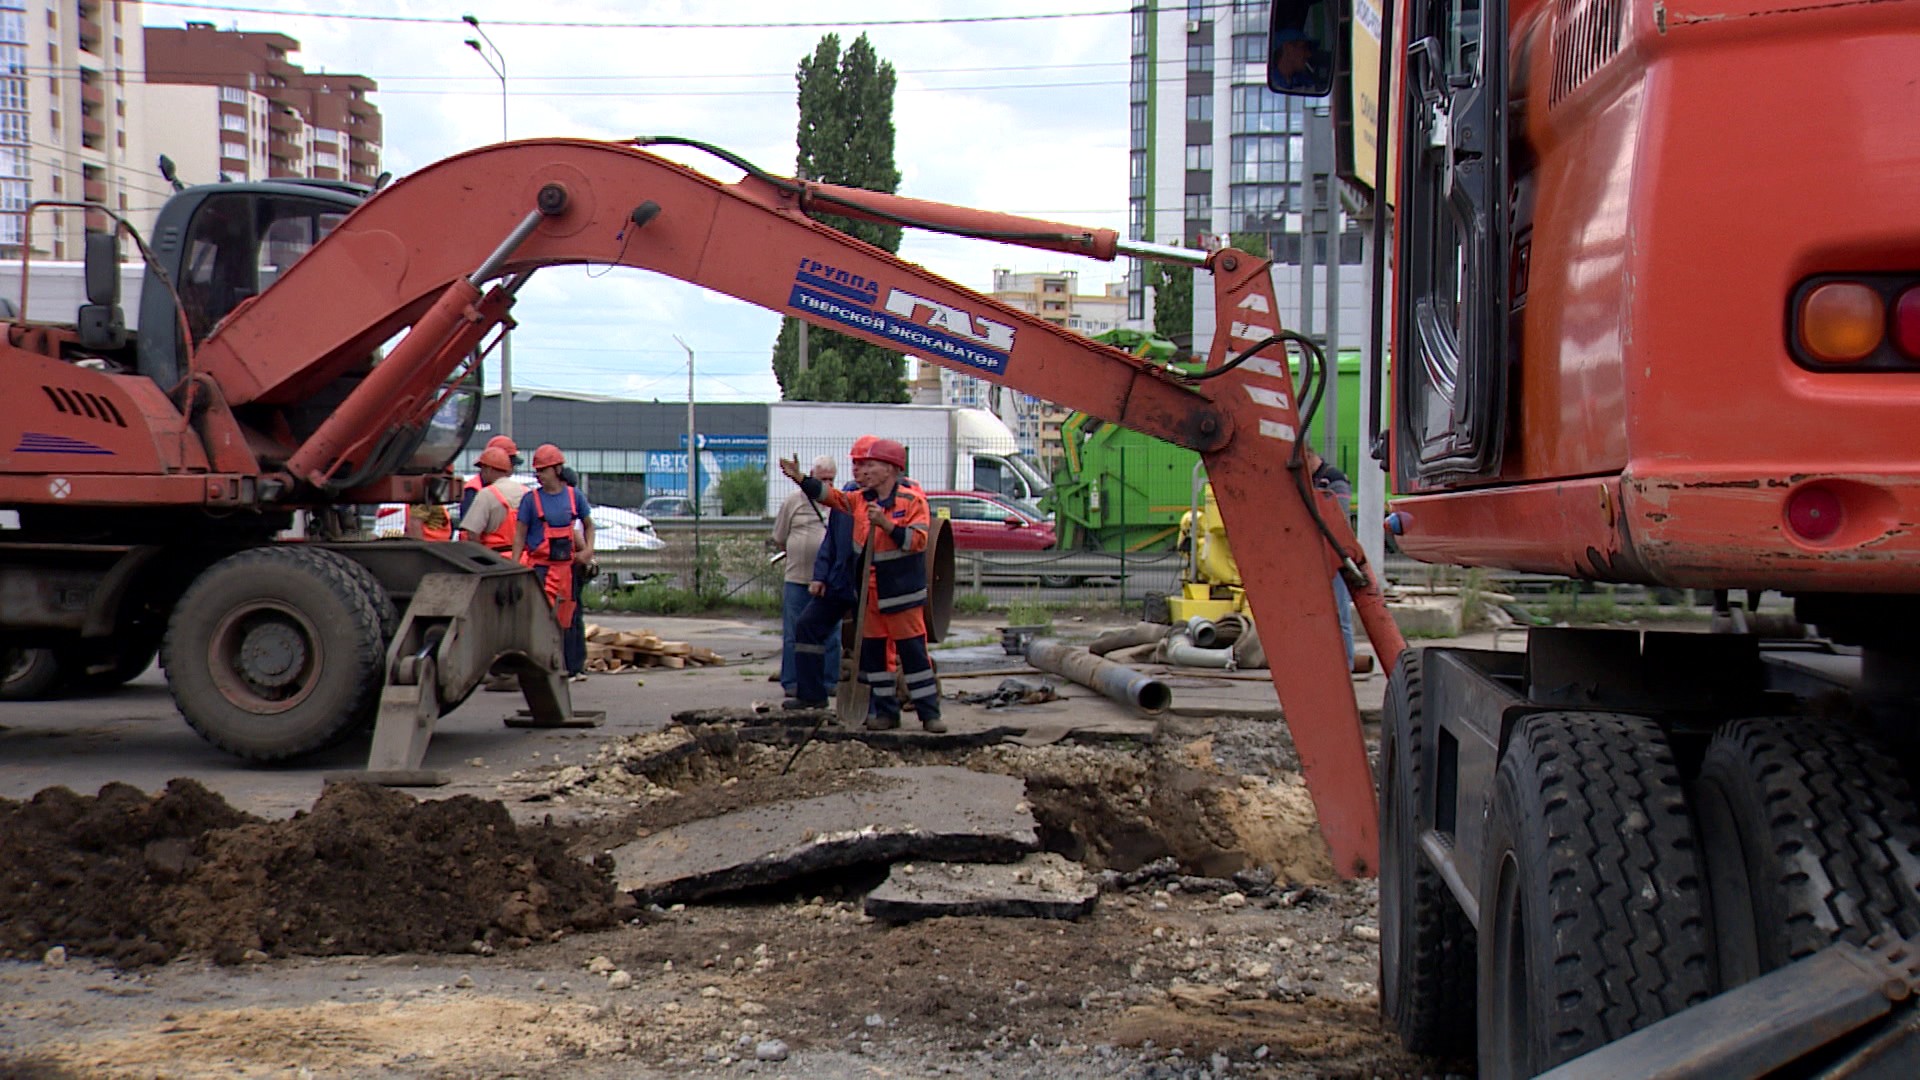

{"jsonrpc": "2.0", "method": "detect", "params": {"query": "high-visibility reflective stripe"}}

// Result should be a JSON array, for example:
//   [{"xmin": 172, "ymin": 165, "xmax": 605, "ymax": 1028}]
[
  {"xmin": 908, "ymin": 682, "xmax": 940, "ymax": 700},
  {"xmin": 904, "ymin": 669, "xmax": 937, "ymax": 686},
  {"xmin": 795, "ymin": 643, "xmax": 827, "ymax": 655},
  {"xmin": 878, "ymin": 589, "xmax": 927, "ymax": 609},
  {"xmin": 906, "ymin": 523, "xmax": 928, "ymax": 532},
  {"xmin": 868, "ymin": 684, "xmax": 897, "ymax": 698},
  {"xmin": 874, "ymin": 548, "xmax": 918, "ymax": 562}
]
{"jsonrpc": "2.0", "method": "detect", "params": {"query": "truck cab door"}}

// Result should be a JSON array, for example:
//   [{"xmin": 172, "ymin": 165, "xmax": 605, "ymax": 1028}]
[{"xmin": 1393, "ymin": 0, "xmax": 1510, "ymax": 486}]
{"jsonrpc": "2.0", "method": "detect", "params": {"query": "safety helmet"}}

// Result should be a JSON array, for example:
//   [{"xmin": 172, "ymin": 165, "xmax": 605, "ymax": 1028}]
[
  {"xmin": 485, "ymin": 434, "xmax": 519, "ymax": 457},
  {"xmin": 849, "ymin": 434, "xmax": 877, "ymax": 460},
  {"xmin": 531, "ymin": 443, "xmax": 566, "ymax": 470},
  {"xmin": 476, "ymin": 446, "xmax": 513, "ymax": 472},
  {"xmin": 857, "ymin": 438, "xmax": 908, "ymax": 471}
]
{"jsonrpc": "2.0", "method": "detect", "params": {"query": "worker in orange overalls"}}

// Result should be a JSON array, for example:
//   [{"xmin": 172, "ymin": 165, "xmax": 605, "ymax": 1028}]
[
  {"xmin": 512, "ymin": 444, "xmax": 594, "ymax": 644},
  {"xmin": 455, "ymin": 445, "xmax": 528, "ymax": 556},
  {"xmin": 780, "ymin": 437, "xmax": 944, "ymax": 733}
]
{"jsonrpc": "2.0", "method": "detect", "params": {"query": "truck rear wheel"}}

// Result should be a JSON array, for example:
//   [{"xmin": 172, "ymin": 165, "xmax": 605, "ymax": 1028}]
[
  {"xmin": 1378, "ymin": 651, "xmax": 1476, "ymax": 1060},
  {"xmin": 1478, "ymin": 712, "xmax": 1715, "ymax": 1078},
  {"xmin": 162, "ymin": 546, "xmax": 388, "ymax": 761},
  {"xmin": 1693, "ymin": 716, "xmax": 1920, "ymax": 988},
  {"xmin": 0, "ymin": 647, "xmax": 62, "ymax": 700}
]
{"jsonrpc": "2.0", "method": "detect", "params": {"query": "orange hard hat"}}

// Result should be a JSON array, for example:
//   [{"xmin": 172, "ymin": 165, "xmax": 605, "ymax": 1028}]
[
  {"xmin": 485, "ymin": 434, "xmax": 520, "ymax": 459},
  {"xmin": 476, "ymin": 446, "xmax": 513, "ymax": 471},
  {"xmin": 849, "ymin": 434, "xmax": 877, "ymax": 460},
  {"xmin": 531, "ymin": 443, "xmax": 566, "ymax": 470},
  {"xmin": 859, "ymin": 438, "xmax": 908, "ymax": 471}
]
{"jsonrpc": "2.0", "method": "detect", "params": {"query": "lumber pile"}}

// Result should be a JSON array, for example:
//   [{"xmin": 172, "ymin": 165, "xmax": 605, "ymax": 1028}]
[{"xmin": 583, "ymin": 624, "xmax": 724, "ymax": 673}]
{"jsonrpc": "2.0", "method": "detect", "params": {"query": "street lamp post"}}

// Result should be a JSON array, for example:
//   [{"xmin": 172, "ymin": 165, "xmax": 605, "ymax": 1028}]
[
  {"xmin": 463, "ymin": 14, "xmax": 513, "ymax": 442},
  {"xmin": 674, "ymin": 334, "xmax": 700, "ymax": 594}
]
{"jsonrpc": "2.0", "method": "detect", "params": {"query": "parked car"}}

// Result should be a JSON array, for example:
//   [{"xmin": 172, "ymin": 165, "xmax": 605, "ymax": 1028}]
[
  {"xmin": 639, "ymin": 495, "xmax": 696, "ymax": 519},
  {"xmin": 924, "ymin": 491, "xmax": 1058, "ymax": 551}
]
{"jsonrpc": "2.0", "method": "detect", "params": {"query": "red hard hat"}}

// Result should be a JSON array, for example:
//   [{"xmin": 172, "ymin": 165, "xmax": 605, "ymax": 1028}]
[
  {"xmin": 476, "ymin": 446, "xmax": 513, "ymax": 471},
  {"xmin": 531, "ymin": 443, "xmax": 566, "ymax": 470},
  {"xmin": 859, "ymin": 438, "xmax": 908, "ymax": 471},
  {"xmin": 485, "ymin": 434, "xmax": 519, "ymax": 458}
]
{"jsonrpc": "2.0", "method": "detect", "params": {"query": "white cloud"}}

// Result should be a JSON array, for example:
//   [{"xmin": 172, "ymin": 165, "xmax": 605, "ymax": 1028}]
[{"xmin": 150, "ymin": 0, "xmax": 1130, "ymax": 402}]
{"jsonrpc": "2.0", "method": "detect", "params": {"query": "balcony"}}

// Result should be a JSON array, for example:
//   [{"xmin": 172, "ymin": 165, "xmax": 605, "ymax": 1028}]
[
  {"xmin": 347, "ymin": 141, "xmax": 378, "ymax": 167},
  {"xmin": 79, "ymin": 81, "xmax": 104, "ymax": 108},
  {"xmin": 81, "ymin": 115, "xmax": 104, "ymax": 139},
  {"xmin": 82, "ymin": 179, "xmax": 105, "ymax": 203},
  {"xmin": 78, "ymin": 19, "xmax": 104, "ymax": 54},
  {"xmin": 267, "ymin": 108, "xmax": 301, "ymax": 134}
]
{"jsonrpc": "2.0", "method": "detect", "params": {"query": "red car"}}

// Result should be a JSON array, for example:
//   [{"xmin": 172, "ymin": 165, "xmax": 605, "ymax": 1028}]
[{"xmin": 924, "ymin": 491, "xmax": 1057, "ymax": 551}]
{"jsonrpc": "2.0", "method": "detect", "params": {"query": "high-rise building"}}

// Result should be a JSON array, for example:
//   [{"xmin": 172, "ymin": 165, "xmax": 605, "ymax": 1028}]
[
  {"xmin": 2, "ymin": 0, "xmax": 150, "ymax": 259},
  {"xmin": 1127, "ymin": 1, "xmax": 1369, "ymax": 356},
  {"xmin": 143, "ymin": 23, "xmax": 380, "ymax": 191}
]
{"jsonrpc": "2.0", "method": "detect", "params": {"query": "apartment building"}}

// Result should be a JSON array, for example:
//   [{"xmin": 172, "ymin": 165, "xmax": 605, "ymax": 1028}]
[{"xmin": 143, "ymin": 22, "xmax": 380, "ymax": 190}]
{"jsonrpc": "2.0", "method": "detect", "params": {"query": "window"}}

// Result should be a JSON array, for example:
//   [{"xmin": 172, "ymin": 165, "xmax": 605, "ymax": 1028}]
[
  {"xmin": 1129, "ymin": 150, "xmax": 1145, "ymax": 198},
  {"xmin": 1185, "ymin": 93, "xmax": 1212, "ymax": 122},
  {"xmin": 1231, "ymin": 32, "xmax": 1267, "ymax": 68},
  {"xmin": 1130, "ymin": 102, "xmax": 1147, "ymax": 149},
  {"xmin": 222, "ymin": 113, "xmax": 246, "ymax": 132},
  {"xmin": 0, "ymin": 43, "xmax": 22, "ymax": 74},
  {"xmin": 315, "ymin": 150, "xmax": 339, "ymax": 169},
  {"xmin": 1131, "ymin": 6, "xmax": 1148, "ymax": 54},
  {"xmin": 1232, "ymin": 0, "xmax": 1269, "ymax": 34},
  {"xmin": 1184, "ymin": 192, "xmax": 1212, "ymax": 220},
  {"xmin": 1229, "ymin": 185, "xmax": 1292, "ymax": 231},
  {"xmin": 221, "ymin": 140, "xmax": 245, "ymax": 159},
  {"xmin": 0, "ymin": 178, "xmax": 26, "ymax": 211},
  {"xmin": 1185, "ymin": 143, "xmax": 1213, "ymax": 170},
  {"xmin": 1230, "ymin": 133, "xmax": 1296, "ymax": 184},
  {"xmin": 0, "ymin": 77, "xmax": 21, "ymax": 110},
  {"xmin": 0, "ymin": 110, "xmax": 25, "ymax": 141},
  {"xmin": 1128, "ymin": 197, "xmax": 1145, "ymax": 240},
  {"xmin": 1186, "ymin": 41, "xmax": 1213, "ymax": 73},
  {"xmin": 220, "ymin": 85, "xmax": 246, "ymax": 104},
  {"xmin": 0, "ymin": 11, "xmax": 22, "ymax": 41},
  {"xmin": 1231, "ymin": 84, "xmax": 1298, "ymax": 134}
]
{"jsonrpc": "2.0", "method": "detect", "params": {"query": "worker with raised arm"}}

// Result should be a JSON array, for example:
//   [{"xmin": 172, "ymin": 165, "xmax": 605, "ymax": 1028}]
[
  {"xmin": 512, "ymin": 444, "xmax": 594, "ymax": 642},
  {"xmin": 780, "ymin": 437, "xmax": 944, "ymax": 733},
  {"xmin": 455, "ymin": 445, "xmax": 527, "ymax": 556}
]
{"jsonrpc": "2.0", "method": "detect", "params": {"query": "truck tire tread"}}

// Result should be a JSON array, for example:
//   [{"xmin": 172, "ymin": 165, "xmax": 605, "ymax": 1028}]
[
  {"xmin": 1697, "ymin": 717, "xmax": 1920, "ymax": 975},
  {"xmin": 1481, "ymin": 711, "xmax": 1715, "ymax": 1074},
  {"xmin": 1379, "ymin": 650, "xmax": 1476, "ymax": 1059}
]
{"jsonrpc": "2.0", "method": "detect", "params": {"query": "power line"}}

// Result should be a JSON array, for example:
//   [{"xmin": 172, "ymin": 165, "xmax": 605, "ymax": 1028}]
[{"xmin": 144, "ymin": 3, "xmax": 1133, "ymax": 30}]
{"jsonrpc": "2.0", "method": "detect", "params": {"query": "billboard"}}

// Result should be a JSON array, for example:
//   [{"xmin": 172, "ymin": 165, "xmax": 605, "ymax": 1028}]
[{"xmin": 1337, "ymin": 0, "xmax": 1398, "ymax": 205}]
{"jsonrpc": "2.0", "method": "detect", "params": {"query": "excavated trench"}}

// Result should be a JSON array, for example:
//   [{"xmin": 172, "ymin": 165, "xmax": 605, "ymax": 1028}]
[{"xmin": 1, "ymin": 722, "xmax": 1329, "ymax": 968}]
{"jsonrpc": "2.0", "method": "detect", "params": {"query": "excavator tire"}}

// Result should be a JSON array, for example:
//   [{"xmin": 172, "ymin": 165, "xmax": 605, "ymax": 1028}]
[
  {"xmin": 1477, "ymin": 711, "xmax": 1715, "ymax": 1079},
  {"xmin": 162, "ymin": 545, "xmax": 387, "ymax": 761},
  {"xmin": 0, "ymin": 646, "xmax": 62, "ymax": 700},
  {"xmin": 1693, "ymin": 716, "xmax": 1920, "ymax": 988},
  {"xmin": 310, "ymin": 546, "xmax": 400, "ymax": 643},
  {"xmin": 1377, "ymin": 650, "xmax": 1476, "ymax": 1061}
]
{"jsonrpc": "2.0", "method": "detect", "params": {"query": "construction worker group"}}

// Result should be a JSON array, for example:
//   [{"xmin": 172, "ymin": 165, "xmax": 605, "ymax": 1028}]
[
  {"xmin": 778, "ymin": 434, "xmax": 945, "ymax": 734},
  {"xmin": 407, "ymin": 435, "xmax": 595, "ymax": 681}
]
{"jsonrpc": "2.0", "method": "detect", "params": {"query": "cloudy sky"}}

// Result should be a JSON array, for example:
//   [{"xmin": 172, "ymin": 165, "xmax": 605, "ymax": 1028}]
[{"xmin": 142, "ymin": 0, "xmax": 1136, "ymax": 402}]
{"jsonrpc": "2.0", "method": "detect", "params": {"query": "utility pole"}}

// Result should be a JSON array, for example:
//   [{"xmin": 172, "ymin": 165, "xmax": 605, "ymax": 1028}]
[
  {"xmin": 463, "ymin": 14, "xmax": 513, "ymax": 440},
  {"xmin": 1311, "ymin": 103, "xmax": 1340, "ymax": 465},
  {"xmin": 795, "ymin": 164, "xmax": 809, "ymax": 377},
  {"xmin": 675, "ymin": 334, "xmax": 700, "ymax": 594}
]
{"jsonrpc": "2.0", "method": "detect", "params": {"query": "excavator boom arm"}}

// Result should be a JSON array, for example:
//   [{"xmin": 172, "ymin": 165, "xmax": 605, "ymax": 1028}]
[{"xmin": 196, "ymin": 138, "xmax": 1391, "ymax": 874}]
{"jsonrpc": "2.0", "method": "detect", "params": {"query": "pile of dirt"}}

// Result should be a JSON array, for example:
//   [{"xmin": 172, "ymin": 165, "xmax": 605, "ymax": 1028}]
[{"xmin": 0, "ymin": 779, "xmax": 623, "ymax": 966}]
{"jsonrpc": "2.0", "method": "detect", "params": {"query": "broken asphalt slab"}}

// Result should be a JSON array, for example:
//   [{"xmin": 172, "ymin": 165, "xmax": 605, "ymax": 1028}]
[
  {"xmin": 611, "ymin": 766, "xmax": 1038, "ymax": 905},
  {"xmin": 864, "ymin": 852, "xmax": 1100, "ymax": 923}
]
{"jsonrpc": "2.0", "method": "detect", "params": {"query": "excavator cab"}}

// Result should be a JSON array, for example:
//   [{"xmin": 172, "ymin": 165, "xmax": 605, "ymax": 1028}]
[{"xmin": 134, "ymin": 180, "xmax": 364, "ymax": 389}]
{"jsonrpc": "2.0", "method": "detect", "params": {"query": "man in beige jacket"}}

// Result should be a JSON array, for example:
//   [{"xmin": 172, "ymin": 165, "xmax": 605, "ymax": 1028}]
[{"xmin": 772, "ymin": 455, "xmax": 839, "ymax": 699}]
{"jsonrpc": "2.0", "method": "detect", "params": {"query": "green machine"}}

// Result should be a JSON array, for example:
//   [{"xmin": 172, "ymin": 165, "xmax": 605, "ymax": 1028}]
[{"xmin": 1045, "ymin": 331, "xmax": 1364, "ymax": 551}]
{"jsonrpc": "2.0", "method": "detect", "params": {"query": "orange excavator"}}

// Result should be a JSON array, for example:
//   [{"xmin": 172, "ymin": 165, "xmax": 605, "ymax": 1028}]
[{"xmin": 1, "ymin": 0, "xmax": 1915, "ymax": 1066}]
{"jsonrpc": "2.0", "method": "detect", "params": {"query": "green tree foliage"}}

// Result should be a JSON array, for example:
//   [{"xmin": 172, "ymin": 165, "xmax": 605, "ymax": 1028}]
[
  {"xmin": 717, "ymin": 467, "xmax": 767, "ymax": 517},
  {"xmin": 1229, "ymin": 231, "xmax": 1270, "ymax": 259},
  {"xmin": 770, "ymin": 34, "xmax": 907, "ymax": 404},
  {"xmin": 1145, "ymin": 263, "xmax": 1193, "ymax": 347}
]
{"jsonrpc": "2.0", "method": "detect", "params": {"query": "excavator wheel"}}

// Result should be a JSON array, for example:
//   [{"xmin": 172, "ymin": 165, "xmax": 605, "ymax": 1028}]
[
  {"xmin": 1377, "ymin": 650, "xmax": 1475, "ymax": 1061},
  {"xmin": 1477, "ymin": 711, "xmax": 1715, "ymax": 1079},
  {"xmin": 1693, "ymin": 716, "xmax": 1920, "ymax": 988},
  {"xmin": 162, "ymin": 545, "xmax": 388, "ymax": 761},
  {"xmin": 0, "ymin": 646, "xmax": 63, "ymax": 700},
  {"xmin": 299, "ymin": 546, "xmax": 400, "ymax": 730}
]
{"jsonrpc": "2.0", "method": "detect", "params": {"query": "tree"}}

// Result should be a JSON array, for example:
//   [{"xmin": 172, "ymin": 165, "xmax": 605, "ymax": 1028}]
[
  {"xmin": 770, "ymin": 34, "xmax": 908, "ymax": 404},
  {"xmin": 1146, "ymin": 263, "xmax": 1193, "ymax": 349},
  {"xmin": 717, "ymin": 467, "xmax": 767, "ymax": 517}
]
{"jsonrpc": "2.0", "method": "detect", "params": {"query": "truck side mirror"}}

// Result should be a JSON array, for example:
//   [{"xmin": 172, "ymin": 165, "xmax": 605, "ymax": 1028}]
[
  {"xmin": 1267, "ymin": 0, "xmax": 1337, "ymax": 97},
  {"xmin": 78, "ymin": 230, "xmax": 126, "ymax": 350}
]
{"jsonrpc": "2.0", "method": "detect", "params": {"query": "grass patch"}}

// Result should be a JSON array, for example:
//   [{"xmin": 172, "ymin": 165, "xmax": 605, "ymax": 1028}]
[
  {"xmin": 933, "ymin": 633, "xmax": 999, "ymax": 651},
  {"xmin": 1003, "ymin": 595, "xmax": 1054, "ymax": 631},
  {"xmin": 953, "ymin": 591, "xmax": 992, "ymax": 615}
]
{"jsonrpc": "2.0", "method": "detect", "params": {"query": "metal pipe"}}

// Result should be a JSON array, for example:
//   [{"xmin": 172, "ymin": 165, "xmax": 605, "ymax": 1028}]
[
  {"xmin": 1187, "ymin": 616, "xmax": 1219, "ymax": 648},
  {"xmin": 1025, "ymin": 640, "xmax": 1171, "ymax": 715},
  {"xmin": 1165, "ymin": 634, "xmax": 1235, "ymax": 669},
  {"xmin": 469, "ymin": 207, "xmax": 548, "ymax": 288},
  {"xmin": 1114, "ymin": 237, "xmax": 1210, "ymax": 267}
]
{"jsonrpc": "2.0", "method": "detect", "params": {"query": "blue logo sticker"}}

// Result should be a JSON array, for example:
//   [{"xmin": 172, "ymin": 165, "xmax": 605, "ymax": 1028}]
[
  {"xmin": 789, "ymin": 258, "xmax": 1016, "ymax": 375},
  {"xmin": 15, "ymin": 433, "xmax": 113, "ymax": 455}
]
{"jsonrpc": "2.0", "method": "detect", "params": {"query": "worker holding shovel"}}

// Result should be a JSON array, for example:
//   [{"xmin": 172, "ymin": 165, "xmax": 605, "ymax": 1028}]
[{"xmin": 779, "ymin": 438, "xmax": 944, "ymax": 732}]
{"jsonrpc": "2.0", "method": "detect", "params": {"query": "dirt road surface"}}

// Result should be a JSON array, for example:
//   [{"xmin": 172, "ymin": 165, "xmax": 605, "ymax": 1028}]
[{"xmin": 0, "ymin": 613, "xmax": 1449, "ymax": 1079}]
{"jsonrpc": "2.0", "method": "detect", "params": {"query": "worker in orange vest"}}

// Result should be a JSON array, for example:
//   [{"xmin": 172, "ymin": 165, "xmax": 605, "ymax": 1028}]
[
  {"xmin": 512, "ymin": 444, "xmax": 594, "ymax": 647},
  {"xmin": 459, "ymin": 435, "xmax": 520, "ymax": 521},
  {"xmin": 779, "ymin": 437, "xmax": 943, "ymax": 733},
  {"xmin": 455, "ymin": 445, "xmax": 527, "ymax": 555}
]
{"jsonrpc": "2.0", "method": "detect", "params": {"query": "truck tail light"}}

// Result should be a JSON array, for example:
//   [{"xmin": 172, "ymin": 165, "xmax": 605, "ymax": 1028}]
[
  {"xmin": 1893, "ymin": 286, "xmax": 1920, "ymax": 360},
  {"xmin": 1797, "ymin": 283, "xmax": 1883, "ymax": 363},
  {"xmin": 1790, "ymin": 274, "xmax": 1920, "ymax": 371}
]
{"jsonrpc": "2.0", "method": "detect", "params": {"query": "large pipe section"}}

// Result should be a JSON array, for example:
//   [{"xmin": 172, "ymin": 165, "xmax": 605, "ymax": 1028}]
[
  {"xmin": 1025, "ymin": 640, "xmax": 1171, "ymax": 715},
  {"xmin": 1088, "ymin": 621, "xmax": 1170, "ymax": 656},
  {"xmin": 1165, "ymin": 634, "xmax": 1235, "ymax": 669}
]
